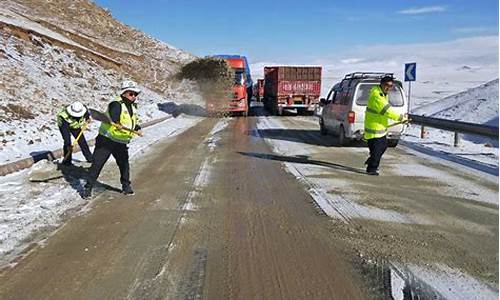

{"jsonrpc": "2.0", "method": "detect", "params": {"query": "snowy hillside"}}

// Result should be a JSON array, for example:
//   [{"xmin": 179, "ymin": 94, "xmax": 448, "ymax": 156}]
[
  {"xmin": 414, "ymin": 79, "xmax": 499, "ymax": 125},
  {"xmin": 403, "ymin": 79, "xmax": 499, "ymax": 169},
  {"xmin": 0, "ymin": 1, "xmax": 204, "ymax": 164}
]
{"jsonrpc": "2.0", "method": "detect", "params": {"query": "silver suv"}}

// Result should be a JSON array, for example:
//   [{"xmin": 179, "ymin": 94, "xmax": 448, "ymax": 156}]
[{"xmin": 318, "ymin": 72, "xmax": 407, "ymax": 147}]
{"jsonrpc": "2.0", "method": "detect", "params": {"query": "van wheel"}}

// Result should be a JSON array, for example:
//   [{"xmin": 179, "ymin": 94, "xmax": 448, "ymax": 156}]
[
  {"xmin": 338, "ymin": 126, "xmax": 350, "ymax": 146},
  {"xmin": 320, "ymin": 119, "xmax": 327, "ymax": 135},
  {"xmin": 387, "ymin": 139, "xmax": 399, "ymax": 147}
]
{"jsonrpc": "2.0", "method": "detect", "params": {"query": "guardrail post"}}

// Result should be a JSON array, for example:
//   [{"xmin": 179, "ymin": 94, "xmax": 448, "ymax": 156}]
[
  {"xmin": 420, "ymin": 126, "xmax": 426, "ymax": 138},
  {"xmin": 454, "ymin": 132, "xmax": 460, "ymax": 147}
]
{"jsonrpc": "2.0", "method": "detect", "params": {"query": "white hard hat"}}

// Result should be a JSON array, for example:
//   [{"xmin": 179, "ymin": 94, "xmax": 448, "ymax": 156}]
[
  {"xmin": 66, "ymin": 101, "xmax": 87, "ymax": 118},
  {"xmin": 120, "ymin": 80, "xmax": 141, "ymax": 95}
]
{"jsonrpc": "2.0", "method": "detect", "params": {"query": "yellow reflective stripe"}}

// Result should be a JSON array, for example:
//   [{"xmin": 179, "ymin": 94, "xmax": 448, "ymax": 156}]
[
  {"xmin": 364, "ymin": 128, "xmax": 387, "ymax": 134},
  {"xmin": 380, "ymin": 104, "xmax": 391, "ymax": 115},
  {"xmin": 366, "ymin": 107, "xmax": 379, "ymax": 115}
]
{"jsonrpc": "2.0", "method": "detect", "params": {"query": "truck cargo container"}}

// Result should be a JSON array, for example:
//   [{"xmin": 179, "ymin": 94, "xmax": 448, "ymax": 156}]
[{"xmin": 263, "ymin": 66, "xmax": 322, "ymax": 115}]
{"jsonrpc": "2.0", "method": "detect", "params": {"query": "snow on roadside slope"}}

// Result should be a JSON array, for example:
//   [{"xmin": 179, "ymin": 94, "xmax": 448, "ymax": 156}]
[
  {"xmin": 0, "ymin": 4, "xmax": 202, "ymax": 165},
  {"xmin": 0, "ymin": 115, "xmax": 202, "ymax": 267},
  {"xmin": 403, "ymin": 79, "xmax": 498, "ymax": 168},
  {"xmin": 0, "ymin": 29, "xmax": 203, "ymax": 164}
]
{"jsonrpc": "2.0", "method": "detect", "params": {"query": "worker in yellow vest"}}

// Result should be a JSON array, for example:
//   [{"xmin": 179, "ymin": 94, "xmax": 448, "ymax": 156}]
[
  {"xmin": 364, "ymin": 76, "xmax": 408, "ymax": 175},
  {"xmin": 83, "ymin": 81, "xmax": 143, "ymax": 198},
  {"xmin": 57, "ymin": 102, "xmax": 93, "ymax": 165}
]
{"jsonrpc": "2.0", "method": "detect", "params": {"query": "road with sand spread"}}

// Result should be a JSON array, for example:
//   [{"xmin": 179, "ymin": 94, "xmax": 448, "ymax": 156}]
[{"xmin": 0, "ymin": 111, "xmax": 497, "ymax": 299}]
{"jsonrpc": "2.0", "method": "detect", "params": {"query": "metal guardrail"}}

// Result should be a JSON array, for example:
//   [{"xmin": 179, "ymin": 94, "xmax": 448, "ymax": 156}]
[
  {"xmin": 409, "ymin": 114, "xmax": 498, "ymax": 147},
  {"xmin": 409, "ymin": 114, "xmax": 499, "ymax": 138}
]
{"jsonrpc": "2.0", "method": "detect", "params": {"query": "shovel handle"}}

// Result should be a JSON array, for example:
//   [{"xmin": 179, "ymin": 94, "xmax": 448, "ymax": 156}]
[
  {"xmin": 388, "ymin": 119, "xmax": 411, "ymax": 128},
  {"xmin": 112, "ymin": 123, "xmax": 143, "ymax": 136},
  {"xmin": 63, "ymin": 121, "xmax": 90, "ymax": 161}
]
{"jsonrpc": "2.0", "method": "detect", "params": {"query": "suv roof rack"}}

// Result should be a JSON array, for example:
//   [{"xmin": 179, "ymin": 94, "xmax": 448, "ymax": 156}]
[{"xmin": 343, "ymin": 72, "xmax": 394, "ymax": 80}]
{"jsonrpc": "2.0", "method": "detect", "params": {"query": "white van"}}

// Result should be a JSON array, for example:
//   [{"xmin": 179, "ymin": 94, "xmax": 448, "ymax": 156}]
[{"xmin": 319, "ymin": 72, "xmax": 407, "ymax": 147}]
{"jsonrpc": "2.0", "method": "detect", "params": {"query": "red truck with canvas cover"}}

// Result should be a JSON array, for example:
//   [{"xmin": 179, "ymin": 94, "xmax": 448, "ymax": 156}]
[{"xmin": 263, "ymin": 66, "xmax": 322, "ymax": 115}]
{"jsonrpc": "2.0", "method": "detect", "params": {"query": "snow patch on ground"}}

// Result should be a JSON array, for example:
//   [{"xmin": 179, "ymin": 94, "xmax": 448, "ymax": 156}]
[
  {"xmin": 405, "ymin": 264, "xmax": 498, "ymax": 300},
  {"xmin": 206, "ymin": 118, "xmax": 229, "ymax": 152},
  {"xmin": 390, "ymin": 163, "xmax": 497, "ymax": 205}
]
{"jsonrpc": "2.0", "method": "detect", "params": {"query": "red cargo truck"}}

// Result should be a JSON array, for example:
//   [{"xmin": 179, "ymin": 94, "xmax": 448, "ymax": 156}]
[
  {"xmin": 254, "ymin": 79, "xmax": 264, "ymax": 102},
  {"xmin": 263, "ymin": 66, "xmax": 322, "ymax": 115},
  {"xmin": 207, "ymin": 55, "xmax": 251, "ymax": 117},
  {"xmin": 226, "ymin": 57, "xmax": 249, "ymax": 116}
]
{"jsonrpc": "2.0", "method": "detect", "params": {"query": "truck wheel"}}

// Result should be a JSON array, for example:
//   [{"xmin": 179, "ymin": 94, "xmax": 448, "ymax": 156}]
[
  {"xmin": 320, "ymin": 119, "xmax": 327, "ymax": 135},
  {"xmin": 387, "ymin": 139, "xmax": 399, "ymax": 147}
]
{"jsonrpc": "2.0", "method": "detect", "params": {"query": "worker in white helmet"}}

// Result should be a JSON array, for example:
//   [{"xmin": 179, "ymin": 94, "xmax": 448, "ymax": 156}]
[
  {"xmin": 83, "ymin": 80, "xmax": 143, "ymax": 198},
  {"xmin": 56, "ymin": 101, "xmax": 93, "ymax": 165}
]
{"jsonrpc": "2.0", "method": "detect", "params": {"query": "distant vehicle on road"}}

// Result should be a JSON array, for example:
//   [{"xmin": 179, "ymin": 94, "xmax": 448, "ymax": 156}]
[
  {"xmin": 253, "ymin": 79, "xmax": 264, "ymax": 102},
  {"xmin": 263, "ymin": 66, "xmax": 322, "ymax": 115},
  {"xmin": 319, "ymin": 72, "xmax": 407, "ymax": 147},
  {"xmin": 212, "ymin": 55, "xmax": 253, "ymax": 116}
]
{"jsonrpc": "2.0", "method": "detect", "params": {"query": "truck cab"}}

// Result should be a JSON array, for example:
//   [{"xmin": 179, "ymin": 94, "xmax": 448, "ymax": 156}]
[
  {"xmin": 226, "ymin": 58, "xmax": 249, "ymax": 116},
  {"xmin": 213, "ymin": 55, "xmax": 253, "ymax": 117}
]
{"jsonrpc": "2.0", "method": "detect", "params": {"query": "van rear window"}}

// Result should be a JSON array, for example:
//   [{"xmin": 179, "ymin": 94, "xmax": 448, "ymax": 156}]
[{"xmin": 355, "ymin": 84, "xmax": 404, "ymax": 107}]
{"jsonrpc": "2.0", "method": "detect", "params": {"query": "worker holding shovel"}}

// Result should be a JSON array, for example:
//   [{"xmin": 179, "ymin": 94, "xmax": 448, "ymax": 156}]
[
  {"xmin": 364, "ymin": 76, "xmax": 409, "ymax": 175},
  {"xmin": 57, "ymin": 101, "xmax": 93, "ymax": 165},
  {"xmin": 83, "ymin": 80, "xmax": 143, "ymax": 198}
]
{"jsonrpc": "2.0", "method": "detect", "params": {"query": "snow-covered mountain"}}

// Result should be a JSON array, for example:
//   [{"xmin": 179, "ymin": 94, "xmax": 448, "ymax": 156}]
[{"xmin": 0, "ymin": 0, "xmax": 203, "ymax": 164}]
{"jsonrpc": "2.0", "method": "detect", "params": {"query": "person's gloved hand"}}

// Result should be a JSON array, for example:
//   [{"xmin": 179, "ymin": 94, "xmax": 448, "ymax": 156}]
[{"xmin": 402, "ymin": 113, "xmax": 411, "ymax": 123}]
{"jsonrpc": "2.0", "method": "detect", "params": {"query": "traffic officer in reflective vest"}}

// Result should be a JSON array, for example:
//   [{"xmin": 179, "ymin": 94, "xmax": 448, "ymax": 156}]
[
  {"xmin": 83, "ymin": 80, "xmax": 143, "ymax": 198},
  {"xmin": 57, "ymin": 101, "xmax": 93, "ymax": 165},
  {"xmin": 364, "ymin": 76, "xmax": 408, "ymax": 175}
]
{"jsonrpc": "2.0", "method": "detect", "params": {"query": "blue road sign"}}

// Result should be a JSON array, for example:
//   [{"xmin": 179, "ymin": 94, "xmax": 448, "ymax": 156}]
[{"xmin": 405, "ymin": 63, "xmax": 416, "ymax": 81}]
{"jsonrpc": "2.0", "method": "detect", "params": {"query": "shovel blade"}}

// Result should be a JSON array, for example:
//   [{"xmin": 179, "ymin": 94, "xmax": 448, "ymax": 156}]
[
  {"xmin": 88, "ymin": 108, "xmax": 112, "ymax": 123},
  {"xmin": 28, "ymin": 160, "xmax": 62, "ymax": 182}
]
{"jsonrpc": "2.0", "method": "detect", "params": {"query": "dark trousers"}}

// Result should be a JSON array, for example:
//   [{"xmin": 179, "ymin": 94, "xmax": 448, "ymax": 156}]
[
  {"xmin": 58, "ymin": 125, "xmax": 93, "ymax": 163},
  {"xmin": 87, "ymin": 135, "xmax": 131, "ymax": 188},
  {"xmin": 366, "ymin": 136, "xmax": 388, "ymax": 172}
]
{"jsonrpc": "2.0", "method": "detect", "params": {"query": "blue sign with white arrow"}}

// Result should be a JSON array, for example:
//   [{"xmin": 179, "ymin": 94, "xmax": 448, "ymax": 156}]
[{"xmin": 405, "ymin": 63, "xmax": 416, "ymax": 82}]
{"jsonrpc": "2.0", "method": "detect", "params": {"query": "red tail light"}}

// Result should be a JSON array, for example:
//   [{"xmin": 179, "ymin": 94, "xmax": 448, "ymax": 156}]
[{"xmin": 348, "ymin": 111, "xmax": 355, "ymax": 124}]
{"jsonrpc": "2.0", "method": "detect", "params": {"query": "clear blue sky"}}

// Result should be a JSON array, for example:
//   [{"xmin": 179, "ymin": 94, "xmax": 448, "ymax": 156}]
[{"xmin": 94, "ymin": 0, "xmax": 498, "ymax": 63}]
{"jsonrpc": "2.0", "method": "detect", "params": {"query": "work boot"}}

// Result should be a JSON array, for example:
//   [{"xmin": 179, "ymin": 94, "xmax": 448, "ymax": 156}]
[
  {"xmin": 122, "ymin": 185, "xmax": 135, "ymax": 195},
  {"xmin": 82, "ymin": 183, "xmax": 93, "ymax": 199},
  {"xmin": 61, "ymin": 159, "xmax": 72, "ymax": 166}
]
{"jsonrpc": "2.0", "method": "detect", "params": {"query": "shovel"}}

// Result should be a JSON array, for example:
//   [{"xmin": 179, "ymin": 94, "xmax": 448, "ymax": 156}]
[
  {"xmin": 88, "ymin": 108, "xmax": 143, "ymax": 136},
  {"xmin": 28, "ymin": 121, "xmax": 90, "ymax": 182},
  {"xmin": 388, "ymin": 118, "xmax": 411, "ymax": 128}
]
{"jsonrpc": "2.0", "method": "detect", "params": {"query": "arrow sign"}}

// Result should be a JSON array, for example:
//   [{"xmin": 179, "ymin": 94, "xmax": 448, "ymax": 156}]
[{"xmin": 405, "ymin": 63, "xmax": 416, "ymax": 82}]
